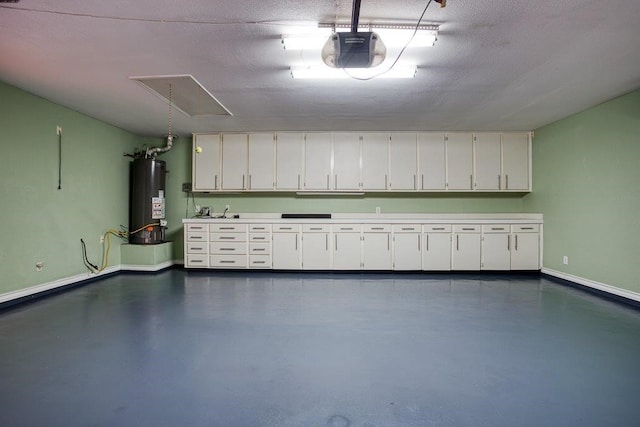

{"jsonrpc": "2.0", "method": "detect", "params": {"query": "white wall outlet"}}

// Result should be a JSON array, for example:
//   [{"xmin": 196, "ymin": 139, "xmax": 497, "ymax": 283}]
[
  {"xmin": 100, "ymin": 235, "xmax": 104, "ymax": 244},
  {"xmin": 56, "ymin": 126, "xmax": 63, "ymax": 135},
  {"xmin": 35, "ymin": 261, "xmax": 44, "ymax": 272},
  {"xmin": 225, "ymin": 204, "xmax": 230, "ymax": 211},
  {"xmin": 375, "ymin": 207, "xmax": 381, "ymax": 214},
  {"xmin": 562, "ymin": 256, "xmax": 569, "ymax": 265}
]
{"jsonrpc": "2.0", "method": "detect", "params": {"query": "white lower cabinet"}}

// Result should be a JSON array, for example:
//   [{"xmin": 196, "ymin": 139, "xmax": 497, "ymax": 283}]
[
  {"xmin": 451, "ymin": 225, "xmax": 481, "ymax": 270},
  {"xmin": 272, "ymin": 225, "xmax": 301, "ymax": 269},
  {"xmin": 332, "ymin": 225, "xmax": 362, "ymax": 270},
  {"xmin": 362, "ymin": 225, "xmax": 392, "ymax": 270},
  {"xmin": 481, "ymin": 225, "xmax": 511, "ymax": 270},
  {"xmin": 301, "ymin": 224, "xmax": 331, "ymax": 269},
  {"xmin": 184, "ymin": 218, "xmax": 541, "ymax": 272},
  {"xmin": 422, "ymin": 224, "xmax": 452, "ymax": 271},
  {"xmin": 392, "ymin": 225, "xmax": 421, "ymax": 270},
  {"xmin": 510, "ymin": 224, "xmax": 540, "ymax": 270}
]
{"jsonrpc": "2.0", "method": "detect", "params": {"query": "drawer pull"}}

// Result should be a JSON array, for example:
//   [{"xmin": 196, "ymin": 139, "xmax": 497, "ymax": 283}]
[
  {"xmin": 310, "ymin": 227, "xmax": 322, "ymax": 230},
  {"xmin": 280, "ymin": 227, "xmax": 292, "ymax": 230},
  {"xmin": 191, "ymin": 236, "xmax": 203, "ymax": 240},
  {"xmin": 253, "ymin": 261, "xmax": 267, "ymax": 264},
  {"xmin": 253, "ymin": 236, "xmax": 266, "ymax": 240},
  {"xmin": 491, "ymin": 227, "xmax": 505, "ymax": 231},
  {"xmin": 371, "ymin": 227, "xmax": 384, "ymax": 230},
  {"xmin": 220, "ymin": 260, "xmax": 236, "ymax": 264},
  {"xmin": 220, "ymin": 248, "xmax": 235, "ymax": 251},
  {"xmin": 191, "ymin": 260, "xmax": 203, "ymax": 263},
  {"xmin": 191, "ymin": 247, "xmax": 203, "ymax": 250},
  {"xmin": 521, "ymin": 227, "xmax": 534, "ymax": 230},
  {"xmin": 341, "ymin": 227, "xmax": 353, "ymax": 231},
  {"xmin": 220, "ymin": 227, "xmax": 235, "ymax": 230},
  {"xmin": 191, "ymin": 226, "xmax": 204, "ymax": 230},
  {"xmin": 253, "ymin": 227, "xmax": 265, "ymax": 230},
  {"xmin": 219, "ymin": 236, "xmax": 235, "ymax": 240},
  {"xmin": 401, "ymin": 227, "xmax": 415, "ymax": 231},
  {"xmin": 432, "ymin": 227, "xmax": 445, "ymax": 230},
  {"xmin": 253, "ymin": 248, "xmax": 266, "ymax": 252},
  {"xmin": 462, "ymin": 228, "xmax": 475, "ymax": 231}
]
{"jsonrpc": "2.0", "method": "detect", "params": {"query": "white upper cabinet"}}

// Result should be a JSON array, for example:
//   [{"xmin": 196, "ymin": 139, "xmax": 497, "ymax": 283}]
[
  {"xmin": 417, "ymin": 132, "xmax": 446, "ymax": 190},
  {"xmin": 474, "ymin": 133, "xmax": 502, "ymax": 191},
  {"xmin": 221, "ymin": 133, "xmax": 248, "ymax": 190},
  {"xmin": 389, "ymin": 133, "xmax": 417, "ymax": 190},
  {"xmin": 333, "ymin": 133, "xmax": 361, "ymax": 190},
  {"xmin": 361, "ymin": 133, "xmax": 389, "ymax": 190},
  {"xmin": 502, "ymin": 133, "xmax": 530, "ymax": 191},
  {"xmin": 247, "ymin": 133, "xmax": 275, "ymax": 190},
  {"xmin": 192, "ymin": 134, "xmax": 221, "ymax": 191},
  {"xmin": 304, "ymin": 133, "xmax": 333, "ymax": 190},
  {"xmin": 275, "ymin": 132, "xmax": 304, "ymax": 190},
  {"xmin": 446, "ymin": 132, "xmax": 474, "ymax": 190}
]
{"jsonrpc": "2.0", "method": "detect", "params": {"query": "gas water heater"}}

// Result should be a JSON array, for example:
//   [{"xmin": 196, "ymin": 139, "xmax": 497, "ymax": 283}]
[{"xmin": 127, "ymin": 135, "xmax": 175, "ymax": 245}]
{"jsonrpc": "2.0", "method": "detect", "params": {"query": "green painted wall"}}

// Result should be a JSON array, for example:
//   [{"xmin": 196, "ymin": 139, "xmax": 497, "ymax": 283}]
[
  {"xmin": 0, "ymin": 81, "xmax": 140, "ymax": 295},
  {"xmin": 162, "ymin": 137, "xmax": 526, "ymax": 260},
  {"xmin": 523, "ymin": 89, "xmax": 640, "ymax": 293}
]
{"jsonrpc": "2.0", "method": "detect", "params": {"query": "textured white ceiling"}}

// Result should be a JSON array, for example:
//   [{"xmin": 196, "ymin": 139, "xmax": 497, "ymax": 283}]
[{"xmin": 1, "ymin": 0, "xmax": 639, "ymax": 136}]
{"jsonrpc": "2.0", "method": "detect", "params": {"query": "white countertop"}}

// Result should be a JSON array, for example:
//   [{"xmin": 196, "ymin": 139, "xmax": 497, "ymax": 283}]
[{"xmin": 182, "ymin": 213, "xmax": 543, "ymax": 224}]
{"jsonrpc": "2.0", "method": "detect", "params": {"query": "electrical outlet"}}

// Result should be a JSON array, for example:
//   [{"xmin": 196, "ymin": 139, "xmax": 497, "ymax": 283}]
[
  {"xmin": 35, "ymin": 261, "xmax": 44, "ymax": 272},
  {"xmin": 376, "ymin": 207, "xmax": 381, "ymax": 214},
  {"xmin": 100, "ymin": 235, "xmax": 104, "ymax": 244},
  {"xmin": 225, "ymin": 204, "xmax": 230, "ymax": 211},
  {"xmin": 563, "ymin": 256, "xmax": 569, "ymax": 265},
  {"xmin": 56, "ymin": 126, "xmax": 63, "ymax": 135},
  {"xmin": 182, "ymin": 182, "xmax": 192, "ymax": 192}
]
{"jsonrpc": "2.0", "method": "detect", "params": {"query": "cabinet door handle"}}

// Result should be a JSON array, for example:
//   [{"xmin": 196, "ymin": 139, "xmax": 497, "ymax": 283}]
[
  {"xmin": 426, "ymin": 234, "xmax": 429, "ymax": 251},
  {"xmin": 335, "ymin": 234, "xmax": 338, "ymax": 251},
  {"xmin": 387, "ymin": 234, "xmax": 390, "ymax": 250},
  {"xmin": 297, "ymin": 174, "xmax": 301, "ymax": 189},
  {"xmin": 385, "ymin": 174, "xmax": 388, "ymax": 189},
  {"xmin": 214, "ymin": 175, "xmax": 218, "ymax": 190},
  {"xmin": 456, "ymin": 235, "xmax": 459, "ymax": 251},
  {"xmin": 515, "ymin": 234, "xmax": 518, "ymax": 251},
  {"xmin": 506, "ymin": 174, "xmax": 509, "ymax": 190},
  {"xmin": 507, "ymin": 235, "xmax": 510, "ymax": 251},
  {"xmin": 421, "ymin": 174, "xmax": 424, "ymax": 190},
  {"xmin": 295, "ymin": 234, "xmax": 298, "ymax": 250},
  {"xmin": 326, "ymin": 234, "xmax": 328, "ymax": 251},
  {"xmin": 414, "ymin": 174, "xmax": 417, "ymax": 190},
  {"xmin": 418, "ymin": 234, "xmax": 421, "ymax": 251},
  {"xmin": 335, "ymin": 174, "xmax": 338, "ymax": 189},
  {"xmin": 470, "ymin": 174, "xmax": 473, "ymax": 190},
  {"xmin": 498, "ymin": 174, "xmax": 501, "ymax": 189},
  {"xmin": 327, "ymin": 174, "xmax": 330, "ymax": 190}
]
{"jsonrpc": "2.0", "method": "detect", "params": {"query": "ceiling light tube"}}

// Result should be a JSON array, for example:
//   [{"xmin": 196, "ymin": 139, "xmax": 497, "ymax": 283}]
[{"xmin": 290, "ymin": 65, "xmax": 417, "ymax": 79}]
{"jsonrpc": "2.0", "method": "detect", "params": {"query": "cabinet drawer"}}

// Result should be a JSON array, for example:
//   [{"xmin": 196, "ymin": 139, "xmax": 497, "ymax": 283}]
[
  {"xmin": 186, "ymin": 242, "xmax": 207, "ymax": 254},
  {"xmin": 210, "ymin": 255, "xmax": 247, "ymax": 268},
  {"xmin": 186, "ymin": 254, "xmax": 208, "ymax": 267},
  {"xmin": 512, "ymin": 224, "xmax": 540, "ymax": 233},
  {"xmin": 249, "ymin": 243, "xmax": 271, "ymax": 255},
  {"xmin": 186, "ymin": 232, "xmax": 207, "ymax": 242},
  {"xmin": 210, "ymin": 232, "xmax": 246, "ymax": 242},
  {"xmin": 186, "ymin": 223, "xmax": 208, "ymax": 232},
  {"xmin": 391, "ymin": 224, "xmax": 420, "ymax": 233},
  {"xmin": 363, "ymin": 224, "xmax": 391, "ymax": 233},
  {"xmin": 210, "ymin": 242, "xmax": 246, "ymax": 254},
  {"xmin": 482, "ymin": 224, "xmax": 510, "ymax": 233},
  {"xmin": 273, "ymin": 224, "xmax": 301, "ymax": 232},
  {"xmin": 332, "ymin": 224, "xmax": 362, "ymax": 232},
  {"xmin": 210, "ymin": 224, "xmax": 248, "ymax": 233},
  {"xmin": 423, "ymin": 224, "xmax": 452, "ymax": 233},
  {"xmin": 303, "ymin": 224, "xmax": 330, "ymax": 233},
  {"xmin": 249, "ymin": 234, "xmax": 270, "ymax": 242},
  {"xmin": 249, "ymin": 255, "xmax": 272, "ymax": 268},
  {"xmin": 453, "ymin": 225, "xmax": 481, "ymax": 233},
  {"xmin": 249, "ymin": 224, "xmax": 271, "ymax": 233}
]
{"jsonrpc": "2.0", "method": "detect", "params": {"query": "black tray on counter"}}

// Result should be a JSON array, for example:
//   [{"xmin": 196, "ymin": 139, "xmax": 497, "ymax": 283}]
[{"xmin": 281, "ymin": 213, "xmax": 332, "ymax": 219}]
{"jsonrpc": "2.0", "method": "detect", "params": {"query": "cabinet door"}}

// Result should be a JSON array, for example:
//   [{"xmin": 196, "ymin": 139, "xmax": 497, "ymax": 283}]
[
  {"xmin": 393, "ymin": 233, "xmax": 422, "ymax": 270},
  {"xmin": 192, "ymin": 134, "xmax": 221, "ymax": 191},
  {"xmin": 451, "ymin": 233, "xmax": 481, "ymax": 270},
  {"xmin": 361, "ymin": 133, "xmax": 389, "ymax": 190},
  {"xmin": 304, "ymin": 133, "xmax": 332, "ymax": 190},
  {"xmin": 422, "ymin": 232, "xmax": 452, "ymax": 271},
  {"xmin": 502, "ymin": 133, "xmax": 530, "ymax": 191},
  {"xmin": 474, "ymin": 133, "xmax": 502, "ymax": 191},
  {"xmin": 272, "ymin": 233, "xmax": 301, "ymax": 269},
  {"xmin": 333, "ymin": 133, "xmax": 361, "ymax": 190},
  {"xmin": 332, "ymin": 233, "xmax": 362, "ymax": 270},
  {"xmin": 418, "ymin": 133, "xmax": 446, "ymax": 190},
  {"xmin": 389, "ymin": 133, "xmax": 417, "ymax": 190},
  {"xmin": 275, "ymin": 133, "xmax": 304, "ymax": 190},
  {"xmin": 302, "ymin": 232, "xmax": 331, "ymax": 269},
  {"xmin": 446, "ymin": 133, "xmax": 474, "ymax": 190},
  {"xmin": 221, "ymin": 133, "xmax": 248, "ymax": 190},
  {"xmin": 511, "ymin": 233, "xmax": 539, "ymax": 270},
  {"xmin": 481, "ymin": 233, "xmax": 511, "ymax": 270},
  {"xmin": 247, "ymin": 133, "xmax": 274, "ymax": 190},
  {"xmin": 362, "ymin": 233, "xmax": 392, "ymax": 269}
]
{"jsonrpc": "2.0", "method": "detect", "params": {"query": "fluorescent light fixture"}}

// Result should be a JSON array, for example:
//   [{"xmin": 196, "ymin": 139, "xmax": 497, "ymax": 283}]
[
  {"xmin": 282, "ymin": 24, "xmax": 438, "ymax": 50},
  {"xmin": 290, "ymin": 65, "xmax": 417, "ymax": 79}
]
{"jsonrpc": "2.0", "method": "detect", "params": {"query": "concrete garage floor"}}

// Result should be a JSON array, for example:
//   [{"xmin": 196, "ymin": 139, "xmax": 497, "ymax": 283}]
[{"xmin": 1, "ymin": 270, "xmax": 639, "ymax": 427}]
